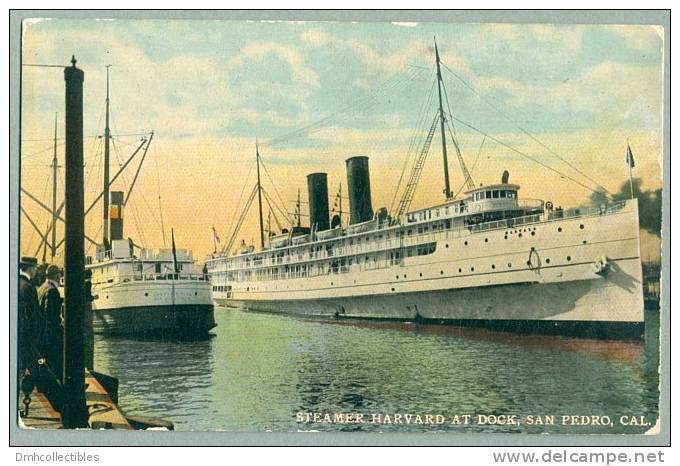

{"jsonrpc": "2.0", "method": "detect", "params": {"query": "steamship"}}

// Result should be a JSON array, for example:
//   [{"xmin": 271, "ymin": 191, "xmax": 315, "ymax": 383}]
[
  {"xmin": 86, "ymin": 70, "xmax": 215, "ymax": 336},
  {"xmin": 87, "ymin": 192, "xmax": 215, "ymax": 336},
  {"xmin": 206, "ymin": 43, "xmax": 644, "ymax": 340}
]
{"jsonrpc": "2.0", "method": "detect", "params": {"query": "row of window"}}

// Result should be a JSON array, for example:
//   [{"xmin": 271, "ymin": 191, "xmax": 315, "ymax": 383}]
[
  {"xmin": 217, "ymin": 252, "xmax": 579, "ymax": 295},
  {"xmin": 472, "ymin": 190, "xmax": 517, "ymax": 201}
]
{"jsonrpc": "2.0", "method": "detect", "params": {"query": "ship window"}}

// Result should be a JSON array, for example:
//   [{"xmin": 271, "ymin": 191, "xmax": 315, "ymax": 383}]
[
  {"xmin": 486, "ymin": 191, "xmax": 492, "ymax": 199},
  {"xmin": 508, "ymin": 191, "xmax": 516, "ymax": 198},
  {"xmin": 155, "ymin": 262, "xmax": 161, "ymax": 273},
  {"xmin": 500, "ymin": 190, "xmax": 507, "ymax": 198},
  {"xmin": 436, "ymin": 209, "xmax": 440, "ymax": 217},
  {"xmin": 492, "ymin": 190, "xmax": 498, "ymax": 198},
  {"xmin": 445, "ymin": 207, "xmax": 449, "ymax": 215}
]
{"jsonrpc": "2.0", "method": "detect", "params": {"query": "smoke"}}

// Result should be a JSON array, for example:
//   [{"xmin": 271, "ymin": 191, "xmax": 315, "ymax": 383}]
[{"xmin": 589, "ymin": 178, "xmax": 662, "ymax": 236}]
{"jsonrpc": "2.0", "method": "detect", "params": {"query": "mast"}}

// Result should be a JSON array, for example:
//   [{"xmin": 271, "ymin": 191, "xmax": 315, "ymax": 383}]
[
  {"xmin": 51, "ymin": 112, "xmax": 58, "ymax": 259},
  {"xmin": 434, "ymin": 39, "xmax": 452, "ymax": 199},
  {"xmin": 103, "ymin": 64, "xmax": 112, "ymax": 249},
  {"xmin": 256, "ymin": 141, "xmax": 265, "ymax": 249},
  {"xmin": 338, "ymin": 183, "xmax": 343, "ymax": 228},
  {"xmin": 297, "ymin": 188, "xmax": 301, "ymax": 228}
]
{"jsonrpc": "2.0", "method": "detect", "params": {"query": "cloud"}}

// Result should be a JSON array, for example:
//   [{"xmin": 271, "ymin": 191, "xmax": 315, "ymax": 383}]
[
  {"xmin": 480, "ymin": 24, "xmax": 584, "ymax": 56},
  {"xmin": 230, "ymin": 42, "xmax": 320, "ymax": 88},
  {"xmin": 300, "ymin": 29, "xmax": 331, "ymax": 46},
  {"xmin": 608, "ymin": 25, "xmax": 664, "ymax": 53}
]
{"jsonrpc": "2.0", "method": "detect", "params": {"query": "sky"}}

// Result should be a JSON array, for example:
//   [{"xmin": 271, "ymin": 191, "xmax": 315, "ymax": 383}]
[{"xmin": 20, "ymin": 19, "xmax": 664, "ymax": 263}]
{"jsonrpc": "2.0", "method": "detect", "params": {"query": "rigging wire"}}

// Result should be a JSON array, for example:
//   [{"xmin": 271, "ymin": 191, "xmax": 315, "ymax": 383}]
[
  {"xmin": 451, "ymin": 135, "xmax": 486, "ymax": 199},
  {"xmin": 259, "ymin": 156, "xmax": 292, "ymax": 225},
  {"xmin": 264, "ymin": 66, "xmax": 427, "ymax": 148},
  {"xmin": 261, "ymin": 188, "xmax": 290, "ymax": 231},
  {"xmin": 111, "ymin": 134, "xmax": 147, "ymax": 247},
  {"xmin": 261, "ymin": 190, "xmax": 285, "ymax": 234},
  {"xmin": 222, "ymin": 162, "xmax": 254, "ymax": 248},
  {"xmin": 439, "ymin": 60, "xmax": 613, "ymax": 197},
  {"xmin": 390, "ymin": 70, "xmax": 438, "ymax": 214},
  {"xmin": 21, "ymin": 142, "xmax": 65, "ymax": 160},
  {"xmin": 446, "ymin": 113, "xmax": 608, "ymax": 196}
]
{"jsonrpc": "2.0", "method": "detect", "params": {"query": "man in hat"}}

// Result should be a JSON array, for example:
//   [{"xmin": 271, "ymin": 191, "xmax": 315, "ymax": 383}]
[
  {"xmin": 18, "ymin": 257, "xmax": 43, "ymax": 379},
  {"xmin": 38, "ymin": 265, "xmax": 64, "ymax": 383}
]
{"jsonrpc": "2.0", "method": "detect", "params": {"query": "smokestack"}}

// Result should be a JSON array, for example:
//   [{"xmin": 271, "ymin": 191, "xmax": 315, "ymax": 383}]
[
  {"xmin": 62, "ymin": 56, "xmax": 88, "ymax": 428},
  {"xmin": 307, "ymin": 173, "xmax": 330, "ymax": 232},
  {"xmin": 110, "ymin": 191, "xmax": 124, "ymax": 240},
  {"xmin": 346, "ymin": 156, "xmax": 373, "ymax": 225}
]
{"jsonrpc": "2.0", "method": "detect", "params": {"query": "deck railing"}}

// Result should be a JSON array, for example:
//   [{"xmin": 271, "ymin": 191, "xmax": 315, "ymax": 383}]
[
  {"xmin": 208, "ymin": 200, "xmax": 629, "ymax": 276},
  {"xmin": 93, "ymin": 273, "xmax": 209, "ymax": 286}
]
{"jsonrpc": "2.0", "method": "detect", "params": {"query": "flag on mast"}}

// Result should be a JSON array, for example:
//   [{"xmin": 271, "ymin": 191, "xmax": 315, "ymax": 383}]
[
  {"xmin": 626, "ymin": 143, "xmax": 636, "ymax": 168},
  {"xmin": 171, "ymin": 228, "xmax": 178, "ymax": 274},
  {"xmin": 626, "ymin": 142, "xmax": 635, "ymax": 199}
]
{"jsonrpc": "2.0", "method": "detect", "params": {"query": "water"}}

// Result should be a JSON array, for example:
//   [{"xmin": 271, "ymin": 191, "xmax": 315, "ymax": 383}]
[{"xmin": 94, "ymin": 308, "xmax": 659, "ymax": 433}]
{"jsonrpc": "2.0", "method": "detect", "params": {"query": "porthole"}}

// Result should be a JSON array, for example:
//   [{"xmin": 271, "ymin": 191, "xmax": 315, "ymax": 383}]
[
  {"xmin": 445, "ymin": 244, "xmax": 449, "ymax": 248},
  {"xmin": 331, "ymin": 282, "xmax": 333, "ymax": 286},
  {"xmin": 403, "ymin": 274, "xmax": 407, "ymax": 279},
  {"xmin": 518, "ymin": 233, "xmax": 523, "ymax": 238},
  {"xmin": 471, "ymin": 267, "xmax": 475, "ymax": 272},
  {"xmin": 558, "ymin": 227, "xmax": 562, "ymax": 232},
  {"xmin": 545, "ymin": 259, "xmax": 551, "ymax": 264},
  {"xmin": 491, "ymin": 264, "xmax": 496, "ymax": 269},
  {"xmin": 464, "ymin": 241, "xmax": 468, "ymax": 246},
  {"xmin": 504, "ymin": 235, "xmax": 508, "ymax": 240},
  {"xmin": 566, "ymin": 256, "xmax": 572, "ymax": 261},
  {"xmin": 144, "ymin": 292, "xmax": 148, "ymax": 297},
  {"xmin": 531, "ymin": 231, "xmax": 535, "ymax": 236},
  {"xmin": 458, "ymin": 268, "xmax": 462, "ymax": 273},
  {"xmin": 508, "ymin": 263, "xmax": 512, "ymax": 268},
  {"xmin": 583, "ymin": 240, "xmax": 587, "ymax": 244},
  {"xmin": 440, "ymin": 270, "xmax": 444, "ymax": 275},
  {"xmin": 484, "ymin": 238, "xmax": 489, "ymax": 243},
  {"xmin": 580, "ymin": 224, "xmax": 585, "ymax": 230},
  {"xmin": 396, "ymin": 275, "xmax": 399, "ymax": 279},
  {"xmin": 419, "ymin": 272, "xmax": 423, "ymax": 277},
  {"xmin": 391, "ymin": 288, "xmax": 395, "ymax": 292}
]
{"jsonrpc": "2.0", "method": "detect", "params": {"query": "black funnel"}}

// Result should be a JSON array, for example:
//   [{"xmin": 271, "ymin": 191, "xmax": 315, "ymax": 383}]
[
  {"xmin": 346, "ymin": 156, "xmax": 373, "ymax": 225},
  {"xmin": 110, "ymin": 191, "xmax": 124, "ymax": 240},
  {"xmin": 307, "ymin": 173, "xmax": 330, "ymax": 232}
]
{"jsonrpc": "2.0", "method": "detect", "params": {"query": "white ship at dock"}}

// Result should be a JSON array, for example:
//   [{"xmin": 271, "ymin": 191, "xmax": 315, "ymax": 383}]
[
  {"xmin": 87, "ymin": 69, "xmax": 215, "ymax": 337},
  {"xmin": 207, "ymin": 42, "xmax": 644, "ymax": 340},
  {"xmin": 88, "ymin": 234, "xmax": 215, "ymax": 336}
]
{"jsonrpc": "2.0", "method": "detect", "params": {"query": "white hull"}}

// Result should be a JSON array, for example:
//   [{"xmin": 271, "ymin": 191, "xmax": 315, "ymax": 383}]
[
  {"xmin": 211, "ymin": 200, "xmax": 644, "ymax": 338},
  {"xmin": 91, "ymin": 278, "xmax": 215, "ymax": 336}
]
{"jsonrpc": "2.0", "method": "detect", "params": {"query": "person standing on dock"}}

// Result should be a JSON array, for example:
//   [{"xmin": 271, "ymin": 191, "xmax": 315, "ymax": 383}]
[
  {"xmin": 38, "ymin": 265, "xmax": 64, "ymax": 383},
  {"xmin": 18, "ymin": 257, "xmax": 43, "ymax": 380}
]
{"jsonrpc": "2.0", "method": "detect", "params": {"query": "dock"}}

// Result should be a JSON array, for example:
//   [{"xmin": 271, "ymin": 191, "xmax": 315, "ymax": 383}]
[{"xmin": 19, "ymin": 370, "xmax": 132, "ymax": 430}]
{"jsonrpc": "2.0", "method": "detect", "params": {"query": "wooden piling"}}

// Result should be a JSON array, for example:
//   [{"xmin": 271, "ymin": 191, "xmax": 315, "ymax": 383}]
[{"xmin": 61, "ymin": 56, "xmax": 88, "ymax": 428}]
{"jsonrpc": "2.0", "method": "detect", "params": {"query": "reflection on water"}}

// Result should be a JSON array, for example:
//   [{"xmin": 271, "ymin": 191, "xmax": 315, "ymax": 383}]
[{"xmin": 94, "ymin": 308, "xmax": 659, "ymax": 433}]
